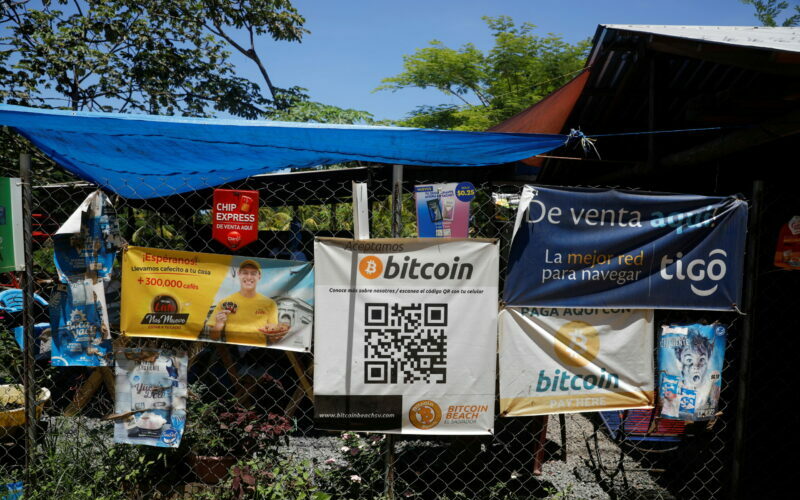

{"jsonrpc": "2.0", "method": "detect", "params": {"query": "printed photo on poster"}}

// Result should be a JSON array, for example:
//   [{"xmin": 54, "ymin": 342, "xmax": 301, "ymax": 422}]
[
  {"xmin": 500, "ymin": 308, "xmax": 654, "ymax": 416},
  {"xmin": 414, "ymin": 182, "xmax": 475, "ymax": 238},
  {"xmin": 114, "ymin": 348, "xmax": 187, "ymax": 448},
  {"xmin": 50, "ymin": 278, "xmax": 112, "ymax": 366},
  {"xmin": 657, "ymin": 323, "xmax": 726, "ymax": 421},
  {"xmin": 122, "ymin": 247, "xmax": 313, "ymax": 351},
  {"xmin": 314, "ymin": 238, "xmax": 498, "ymax": 435}
]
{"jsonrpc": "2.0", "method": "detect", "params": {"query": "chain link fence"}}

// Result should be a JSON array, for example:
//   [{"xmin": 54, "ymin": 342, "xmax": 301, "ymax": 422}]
[{"xmin": 0, "ymin": 163, "xmax": 749, "ymax": 499}]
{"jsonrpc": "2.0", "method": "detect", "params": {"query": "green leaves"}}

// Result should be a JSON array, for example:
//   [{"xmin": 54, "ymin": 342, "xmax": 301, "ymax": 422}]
[
  {"xmin": 0, "ymin": 0, "xmax": 305, "ymax": 117},
  {"xmin": 742, "ymin": 0, "xmax": 800, "ymax": 27},
  {"xmin": 377, "ymin": 16, "xmax": 590, "ymax": 130}
]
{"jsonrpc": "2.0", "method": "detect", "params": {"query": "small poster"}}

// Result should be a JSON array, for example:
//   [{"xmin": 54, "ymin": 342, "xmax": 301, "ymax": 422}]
[
  {"xmin": 657, "ymin": 323, "xmax": 726, "ymax": 421},
  {"xmin": 500, "ymin": 308, "xmax": 654, "ymax": 416},
  {"xmin": 114, "ymin": 348, "xmax": 188, "ymax": 448},
  {"xmin": 49, "ymin": 279, "xmax": 112, "ymax": 366},
  {"xmin": 122, "ymin": 247, "xmax": 313, "ymax": 351},
  {"xmin": 414, "ymin": 182, "xmax": 475, "ymax": 238},
  {"xmin": 774, "ymin": 216, "xmax": 800, "ymax": 269},
  {"xmin": 314, "ymin": 238, "xmax": 498, "ymax": 435},
  {"xmin": 0, "ymin": 177, "xmax": 23, "ymax": 272},
  {"xmin": 212, "ymin": 189, "xmax": 259, "ymax": 250}
]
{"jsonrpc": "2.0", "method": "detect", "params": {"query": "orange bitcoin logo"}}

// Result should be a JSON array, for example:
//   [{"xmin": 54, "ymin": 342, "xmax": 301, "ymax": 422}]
[
  {"xmin": 359, "ymin": 256, "xmax": 383, "ymax": 279},
  {"xmin": 409, "ymin": 400, "xmax": 441, "ymax": 430},
  {"xmin": 554, "ymin": 321, "xmax": 600, "ymax": 367}
]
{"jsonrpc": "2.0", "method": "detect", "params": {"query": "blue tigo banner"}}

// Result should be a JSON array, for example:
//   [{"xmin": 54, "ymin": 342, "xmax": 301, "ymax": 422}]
[{"xmin": 504, "ymin": 186, "xmax": 748, "ymax": 310}]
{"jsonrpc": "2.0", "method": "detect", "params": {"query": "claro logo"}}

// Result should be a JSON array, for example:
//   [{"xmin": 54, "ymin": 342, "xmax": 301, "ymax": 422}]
[
  {"xmin": 659, "ymin": 249, "xmax": 727, "ymax": 297},
  {"xmin": 358, "ymin": 255, "xmax": 473, "ymax": 280}
]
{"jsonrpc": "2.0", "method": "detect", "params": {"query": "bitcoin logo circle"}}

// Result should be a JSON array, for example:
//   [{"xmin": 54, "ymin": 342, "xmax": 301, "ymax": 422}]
[
  {"xmin": 554, "ymin": 321, "xmax": 600, "ymax": 367},
  {"xmin": 358, "ymin": 256, "xmax": 383, "ymax": 279},
  {"xmin": 409, "ymin": 400, "xmax": 441, "ymax": 430}
]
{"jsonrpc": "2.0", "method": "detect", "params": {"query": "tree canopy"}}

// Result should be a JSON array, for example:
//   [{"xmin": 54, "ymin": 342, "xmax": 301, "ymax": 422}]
[
  {"xmin": 742, "ymin": 0, "xmax": 800, "ymax": 26},
  {"xmin": 0, "ymin": 0, "xmax": 373, "ymax": 180},
  {"xmin": 376, "ymin": 16, "xmax": 590, "ymax": 131}
]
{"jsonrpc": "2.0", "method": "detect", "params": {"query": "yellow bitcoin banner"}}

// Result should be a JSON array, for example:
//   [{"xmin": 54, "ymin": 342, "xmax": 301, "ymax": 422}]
[
  {"xmin": 121, "ymin": 246, "xmax": 314, "ymax": 351},
  {"xmin": 499, "ymin": 308, "xmax": 654, "ymax": 416}
]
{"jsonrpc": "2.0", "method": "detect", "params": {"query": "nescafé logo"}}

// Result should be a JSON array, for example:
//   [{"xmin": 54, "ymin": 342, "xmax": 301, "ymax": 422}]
[
  {"xmin": 152, "ymin": 295, "xmax": 179, "ymax": 313},
  {"xmin": 141, "ymin": 294, "xmax": 188, "ymax": 325},
  {"xmin": 408, "ymin": 400, "xmax": 442, "ymax": 430}
]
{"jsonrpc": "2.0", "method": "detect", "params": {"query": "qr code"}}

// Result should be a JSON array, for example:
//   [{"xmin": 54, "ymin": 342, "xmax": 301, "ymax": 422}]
[{"xmin": 363, "ymin": 303, "xmax": 447, "ymax": 384}]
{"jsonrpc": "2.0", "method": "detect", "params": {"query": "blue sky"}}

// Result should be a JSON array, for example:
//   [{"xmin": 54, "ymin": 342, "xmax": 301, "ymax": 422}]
[{"xmin": 230, "ymin": 0, "xmax": 763, "ymax": 121}]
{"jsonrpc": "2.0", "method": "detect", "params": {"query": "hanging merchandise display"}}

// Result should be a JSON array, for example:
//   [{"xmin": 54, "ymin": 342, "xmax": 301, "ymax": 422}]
[
  {"xmin": 657, "ymin": 323, "xmax": 726, "ymax": 421},
  {"xmin": 0, "ymin": 177, "xmax": 23, "ymax": 272},
  {"xmin": 52, "ymin": 190, "xmax": 125, "ymax": 282},
  {"xmin": 212, "ymin": 189, "xmax": 259, "ymax": 251},
  {"xmin": 774, "ymin": 216, "xmax": 800, "ymax": 269},
  {"xmin": 49, "ymin": 279, "xmax": 112, "ymax": 366},
  {"xmin": 313, "ymin": 238, "xmax": 498, "ymax": 435},
  {"xmin": 121, "ymin": 246, "xmax": 314, "ymax": 351},
  {"xmin": 414, "ymin": 182, "xmax": 475, "ymax": 238},
  {"xmin": 499, "ymin": 308, "xmax": 654, "ymax": 416},
  {"xmin": 50, "ymin": 191, "xmax": 124, "ymax": 366},
  {"xmin": 504, "ymin": 185, "xmax": 748, "ymax": 310},
  {"xmin": 113, "ymin": 348, "xmax": 187, "ymax": 448}
]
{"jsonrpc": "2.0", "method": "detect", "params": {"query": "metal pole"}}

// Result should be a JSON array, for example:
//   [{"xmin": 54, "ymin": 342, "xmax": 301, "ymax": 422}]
[
  {"xmin": 383, "ymin": 164, "xmax": 403, "ymax": 499},
  {"xmin": 20, "ymin": 153, "xmax": 37, "ymax": 491},
  {"xmin": 731, "ymin": 180, "xmax": 763, "ymax": 499},
  {"xmin": 391, "ymin": 165, "xmax": 403, "ymax": 238},
  {"xmin": 383, "ymin": 434, "xmax": 396, "ymax": 499}
]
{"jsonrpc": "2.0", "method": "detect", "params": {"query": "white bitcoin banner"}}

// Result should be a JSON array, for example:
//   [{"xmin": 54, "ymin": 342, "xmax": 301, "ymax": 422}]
[
  {"xmin": 499, "ymin": 307, "xmax": 654, "ymax": 416},
  {"xmin": 314, "ymin": 238, "xmax": 498, "ymax": 435}
]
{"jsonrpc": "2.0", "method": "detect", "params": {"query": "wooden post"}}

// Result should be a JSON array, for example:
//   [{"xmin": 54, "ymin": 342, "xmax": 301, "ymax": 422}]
[{"xmin": 531, "ymin": 416, "xmax": 549, "ymax": 476}]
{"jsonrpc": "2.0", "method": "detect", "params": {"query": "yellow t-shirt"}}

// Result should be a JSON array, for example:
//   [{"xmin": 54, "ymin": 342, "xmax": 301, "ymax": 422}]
[{"xmin": 212, "ymin": 292, "xmax": 278, "ymax": 345}]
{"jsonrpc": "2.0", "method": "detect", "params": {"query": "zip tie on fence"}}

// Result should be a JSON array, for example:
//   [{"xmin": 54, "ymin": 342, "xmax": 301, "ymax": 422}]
[{"xmin": 733, "ymin": 304, "xmax": 746, "ymax": 316}]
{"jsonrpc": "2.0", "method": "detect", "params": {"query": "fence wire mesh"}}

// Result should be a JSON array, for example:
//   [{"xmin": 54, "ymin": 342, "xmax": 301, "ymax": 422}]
[{"xmin": 0, "ymin": 164, "xmax": 747, "ymax": 499}]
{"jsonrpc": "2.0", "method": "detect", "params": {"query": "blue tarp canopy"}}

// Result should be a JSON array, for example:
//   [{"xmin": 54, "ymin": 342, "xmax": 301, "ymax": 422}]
[{"xmin": 0, "ymin": 104, "xmax": 566, "ymax": 199}]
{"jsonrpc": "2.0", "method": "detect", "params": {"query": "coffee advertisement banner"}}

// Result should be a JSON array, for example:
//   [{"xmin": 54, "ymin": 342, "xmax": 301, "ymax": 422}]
[
  {"xmin": 499, "ymin": 307, "xmax": 654, "ymax": 416},
  {"xmin": 314, "ymin": 238, "xmax": 498, "ymax": 435},
  {"xmin": 121, "ymin": 246, "xmax": 313, "ymax": 351},
  {"xmin": 504, "ymin": 186, "xmax": 748, "ymax": 310}
]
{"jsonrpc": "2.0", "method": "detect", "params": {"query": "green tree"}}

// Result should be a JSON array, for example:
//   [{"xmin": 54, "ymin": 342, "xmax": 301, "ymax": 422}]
[
  {"xmin": 376, "ymin": 16, "xmax": 590, "ymax": 130},
  {"xmin": 272, "ymin": 100, "xmax": 374, "ymax": 124},
  {"xmin": 0, "ymin": 1, "xmax": 371, "ymax": 181},
  {"xmin": 742, "ymin": 0, "xmax": 800, "ymax": 26},
  {"xmin": 0, "ymin": 0, "xmax": 308, "ymax": 116}
]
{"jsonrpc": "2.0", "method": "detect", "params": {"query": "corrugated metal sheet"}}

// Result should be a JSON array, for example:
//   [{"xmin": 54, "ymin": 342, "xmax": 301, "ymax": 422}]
[{"xmin": 601, "ymin": 25, "xmax": 800, "ymax": 53}]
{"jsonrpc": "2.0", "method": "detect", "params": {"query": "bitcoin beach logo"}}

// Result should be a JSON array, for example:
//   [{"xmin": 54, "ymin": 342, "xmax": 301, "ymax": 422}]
[
  {"xmin": 359, "ymin": 255, "xmax": 383, "ymax": 279},
  {"xmin": 409, "ymin": 400, "xmax": 442, "ymax": 430},
  {"xmin": 554, "ymin": 321, "xmax": 600, "ymax": 367}
]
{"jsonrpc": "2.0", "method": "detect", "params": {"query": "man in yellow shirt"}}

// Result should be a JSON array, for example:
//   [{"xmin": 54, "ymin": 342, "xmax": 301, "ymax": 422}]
[{"xmin": 209, "ymin": 260, "xmax": 289, "ymax": 346}]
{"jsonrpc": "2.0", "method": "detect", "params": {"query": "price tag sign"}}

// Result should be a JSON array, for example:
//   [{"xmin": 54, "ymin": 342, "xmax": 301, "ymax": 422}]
[{"xmin": 212, "ymin": 189, "xmax": 259, "ymax": 250}]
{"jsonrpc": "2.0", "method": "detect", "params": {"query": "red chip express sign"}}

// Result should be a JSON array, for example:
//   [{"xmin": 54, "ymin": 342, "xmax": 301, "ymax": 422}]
[{"xmin": 212, "ymin": 189, "xmax": 259, "ymax": 250}]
